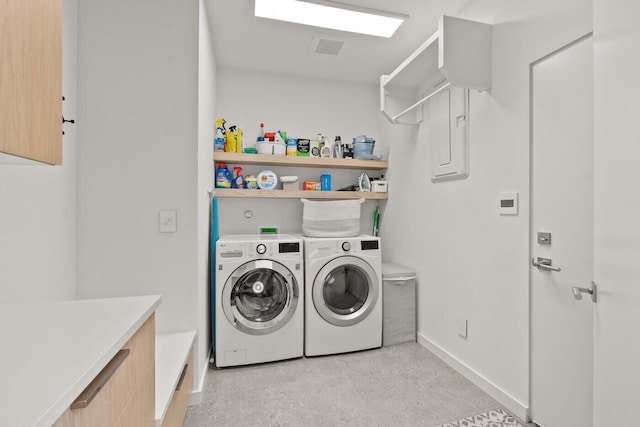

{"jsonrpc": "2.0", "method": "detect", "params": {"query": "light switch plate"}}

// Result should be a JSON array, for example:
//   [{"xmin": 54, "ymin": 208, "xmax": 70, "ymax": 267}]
[{"xmin": 159, "ymin": 210, "xmax": 177, "ymax": 233}]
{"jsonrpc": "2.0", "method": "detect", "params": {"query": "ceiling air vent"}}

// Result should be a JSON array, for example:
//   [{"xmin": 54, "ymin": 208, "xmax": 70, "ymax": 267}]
[{"xmin": 311, "ymin": 34, "xmax": 345, "ymax": 56}]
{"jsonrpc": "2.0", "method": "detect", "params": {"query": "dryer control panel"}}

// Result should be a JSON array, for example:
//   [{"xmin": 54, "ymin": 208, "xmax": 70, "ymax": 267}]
[{"xmin": 306, "ymin": 237, "xmax": 381, "ymax": 258}]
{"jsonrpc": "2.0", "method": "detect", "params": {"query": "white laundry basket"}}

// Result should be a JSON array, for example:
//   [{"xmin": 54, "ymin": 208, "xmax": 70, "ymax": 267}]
[
  {"xmin": 382, "ymin": 263, "xmax": 417, "ymax": 346},
  {"xmin": 301, "ymin": 198, "xmax": 364, "ymax": 237}
]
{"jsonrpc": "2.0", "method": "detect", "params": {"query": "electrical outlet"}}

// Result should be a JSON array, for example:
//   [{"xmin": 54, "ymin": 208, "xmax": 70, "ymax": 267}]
[
  {"xmin": 457, "ymin": 316, "xmax": 468, "ymax": 339},
  {"xmin": 159, "ymin": 210, "xmax": 177, "ymax": 233}
]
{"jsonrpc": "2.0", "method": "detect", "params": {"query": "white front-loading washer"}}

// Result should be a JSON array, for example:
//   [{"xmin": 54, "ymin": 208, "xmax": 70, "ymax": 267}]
[
  {"xmin": 303, "ymin": 235, "xmax": 382, "ymax": 356},
  {"xmin": 215, "ymin": 234, "xmax": 303, "ymax": 367}
]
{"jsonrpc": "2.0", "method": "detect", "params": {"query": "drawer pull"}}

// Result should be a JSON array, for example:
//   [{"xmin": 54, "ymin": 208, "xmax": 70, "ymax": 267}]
[
  {"xmin": 175, "ymin": 364, "xmax": 189, "ymax": 391},
  {"xmin": 71, "ymin": 349, "xmax": 130, "ymax": 410}
]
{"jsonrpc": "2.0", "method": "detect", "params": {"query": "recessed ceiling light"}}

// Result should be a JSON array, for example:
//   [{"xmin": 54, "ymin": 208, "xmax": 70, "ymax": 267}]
[{"xmin": 254, "ymin": 0, "xmax": 408, "ymax": 38}]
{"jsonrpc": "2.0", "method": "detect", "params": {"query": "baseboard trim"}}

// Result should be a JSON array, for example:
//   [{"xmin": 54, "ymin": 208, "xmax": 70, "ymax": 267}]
[{"xmin": 417, "ymin": 333, "xmax": 530, "ymax": 421}]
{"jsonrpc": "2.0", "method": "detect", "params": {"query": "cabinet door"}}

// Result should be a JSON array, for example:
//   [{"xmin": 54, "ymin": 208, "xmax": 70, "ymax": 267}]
[
  {"xmin": 428, "ymin": 87, "xmax": 468, "ymax": 182},
  {"xmin": 52, "ymin": 315, "xmax": 156, "ymax": 427},
  {"xmin": 0, "ymin": 0, "xmax": 62, "ymax": 164}
]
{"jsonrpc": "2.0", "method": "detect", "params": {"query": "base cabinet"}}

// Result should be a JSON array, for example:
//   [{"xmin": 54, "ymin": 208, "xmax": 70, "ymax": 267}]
[
  {"xmin": 53, "ymin": 314, "xmax": 155, "ymax": 427},
  {"xmin": 160, "ymin": 349, "xmax": 193, "ymax": 427}
]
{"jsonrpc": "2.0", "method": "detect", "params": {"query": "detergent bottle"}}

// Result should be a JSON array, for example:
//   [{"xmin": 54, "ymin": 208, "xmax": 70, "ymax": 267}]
[
  {"xmin": 215, "ymin": 162, "xmax": 232, "ymax": 188},
  {"xmin": 225, "ymin": 126, "xmax": 237, "ymax": 152},
  {"xmin": 232, "ymin": 166, "xmax": 245, "ymax": 189},
  {"xmin": 236, "ymin": 128, "xmax": 243, "ymax": 153}
]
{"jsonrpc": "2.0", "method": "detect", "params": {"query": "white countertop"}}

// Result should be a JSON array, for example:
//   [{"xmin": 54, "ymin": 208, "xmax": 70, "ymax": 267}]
[{"xmin": 0, "ymin": 295, "xmax": 162, "ymax": 427}]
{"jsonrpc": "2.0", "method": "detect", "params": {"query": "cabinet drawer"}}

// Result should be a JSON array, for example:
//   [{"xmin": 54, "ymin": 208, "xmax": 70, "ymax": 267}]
[
  {"xmin": 53, "ymin": 314, "xmax": 155, "ymax": 427},
  {"xmin": 160, "ymin": 349, "xmax": 193, "ymax": 427}
]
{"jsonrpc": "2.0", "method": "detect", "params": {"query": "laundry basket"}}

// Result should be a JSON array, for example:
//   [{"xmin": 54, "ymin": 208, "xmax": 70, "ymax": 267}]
[
  {"xmin": 382, "ymin": 263, "xmax": 417, "ymax": 346},
  {"xmin": 301, "ymin": 198, "xmax": 364, "ymax": 237}
]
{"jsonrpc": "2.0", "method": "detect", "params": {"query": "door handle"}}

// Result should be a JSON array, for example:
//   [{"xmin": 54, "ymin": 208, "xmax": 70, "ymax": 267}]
[
  {"xmin": 572, "ymin": 281, "xmax": 598, "ymax": 303},
  {"xmin": 532, "ymin": 257, "xmax": 562, "ymax": 272}
]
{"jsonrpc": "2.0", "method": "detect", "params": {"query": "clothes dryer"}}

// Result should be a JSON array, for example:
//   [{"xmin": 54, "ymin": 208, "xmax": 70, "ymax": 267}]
[
  {"xmin": 215, "ymin": 234, "xmax": 303, "ymax": 367},
  {"xmin": 303, "ymin": 235, "xmax": 382, "ymax": 356}
]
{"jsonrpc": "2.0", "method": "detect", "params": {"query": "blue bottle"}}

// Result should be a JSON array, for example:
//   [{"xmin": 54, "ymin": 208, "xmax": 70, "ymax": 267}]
[
  {"xmin": 232, "ymin": 166, "xmax": 245, "ymax": 189},
  {"xmin": 214, "ymin": 127, "xmax": 225, "ymax": 152},
  {"xmin": 215, "ymin": 162, "xmax": 232, "ymax": 188}
]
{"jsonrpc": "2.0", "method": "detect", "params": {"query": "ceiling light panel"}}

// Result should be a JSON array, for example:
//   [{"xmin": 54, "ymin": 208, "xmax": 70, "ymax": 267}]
[{"xmin": 255, "ymin": 0, "xmax": 406, "ymax": 38}]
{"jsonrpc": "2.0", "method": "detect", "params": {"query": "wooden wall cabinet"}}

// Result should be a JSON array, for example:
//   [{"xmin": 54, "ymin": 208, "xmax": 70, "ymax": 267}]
[
  {"xmin": 53, "ymin": 315, "xmax": 156, "ymax": 427},
  {"xmin": 0, "ymin": 0, "xmax": 63, "ymax": 164}
]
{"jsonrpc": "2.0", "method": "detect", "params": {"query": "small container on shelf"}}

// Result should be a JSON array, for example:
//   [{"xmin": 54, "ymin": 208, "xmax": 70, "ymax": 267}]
[
  {"xmin": 303, "ymin": 181, "xmax": 321, "ymax": 191},
  {"xmin": 245, "ymin": 175, "xmax": 258, "ymax": 189},
  {"xmin": 281, "ymin": 176, "xmax": 299, "ymax": 190},
  {"xmin": 372, "ymin": 180, "xmax": 388, "ymax": 193}
]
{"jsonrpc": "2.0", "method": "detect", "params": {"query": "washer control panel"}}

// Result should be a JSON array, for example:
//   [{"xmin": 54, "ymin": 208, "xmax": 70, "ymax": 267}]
[
  {"xmin": 256, "ymin": 243, "xmax": 267, "ymax": 255},
  {"xmin": 341, "ymin": 242, "xmax": 351, "ymax": 252}
]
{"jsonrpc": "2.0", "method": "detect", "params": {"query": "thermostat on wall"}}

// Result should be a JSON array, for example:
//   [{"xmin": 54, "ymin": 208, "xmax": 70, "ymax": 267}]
[{"xmin": 498, "ymin": 192, "xmax": 518, "ymax": 215}]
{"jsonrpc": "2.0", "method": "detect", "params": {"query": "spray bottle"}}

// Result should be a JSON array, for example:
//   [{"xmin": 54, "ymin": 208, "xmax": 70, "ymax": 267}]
[
  {"xmin": 226, "ymin": 126, "xmax": 237, "ymax": 153},
  {"xmin": 232, "ymin": 166, "xmax": 245, "ymax": 189},
  {"xmin": 215, "ymin": 118, "xmax": 227, "ymax": 152},
  {"xmin": 257, "ymin": 123, "xmax": 265, "ymax": 142}
]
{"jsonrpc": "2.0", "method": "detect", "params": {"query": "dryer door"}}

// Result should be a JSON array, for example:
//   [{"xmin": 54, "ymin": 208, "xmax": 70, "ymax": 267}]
[
  {"xmin": 222, "ymin": 260, "xmax": 299, "ymax": 335},
  {"xmin": 313, "ymin": 256, "xmax": 379, "ymax": 327}
]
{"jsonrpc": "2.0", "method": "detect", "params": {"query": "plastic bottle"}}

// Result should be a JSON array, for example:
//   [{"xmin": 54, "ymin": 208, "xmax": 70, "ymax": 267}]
[
  {"xmin": 214, "ymin": 127, "xmax": 225, "ymax": 152},
  {"xmin": 225, "ymin": 126, "xmax": 237, "ymax": 153},
  {"xmin": 215, "ymin": 162, "xmax": 232, "ymax": 188},
  {"xmin": 232, "ymin": 166, "xmax": 245, "ymax": 189},
  {"xmin": 257, "ymin": 123, "xmax": 265, "ymax": 142},
  {"xmin": 333, "ymin": 136, "xmax": 343, "ymax": 158},
  {"xmin": 275, "ymin": 130, "xmax": 285, "ymax": 144},
  {"xmin": 236, "ymin": 128, "xmax": 243, "ymax": 153}
]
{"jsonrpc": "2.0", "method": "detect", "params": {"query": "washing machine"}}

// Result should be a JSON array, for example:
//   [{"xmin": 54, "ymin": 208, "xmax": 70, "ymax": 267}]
[
  {"xmin": 215, "ymin": 234, "xmax": 303, "ymax": 367},
  {"xmin": 303, "ymin": 235, "xmax": 382, "ymax": 356}
]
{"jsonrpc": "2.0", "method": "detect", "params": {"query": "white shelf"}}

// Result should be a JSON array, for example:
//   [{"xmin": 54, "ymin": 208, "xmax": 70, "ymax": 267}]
[{"xmin": 380, "ymin": 15, "xmax": 492, "ymax": 125}]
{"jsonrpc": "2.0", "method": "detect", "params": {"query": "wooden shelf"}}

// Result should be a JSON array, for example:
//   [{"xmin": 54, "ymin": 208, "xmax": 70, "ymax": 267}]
[
  {"xmin": 214, "ymin": 152, "xmax": 387, "ymax": 170},
  {"xmin": 214, "ymin": 189, "xmax": 388, "ymax": 200}
]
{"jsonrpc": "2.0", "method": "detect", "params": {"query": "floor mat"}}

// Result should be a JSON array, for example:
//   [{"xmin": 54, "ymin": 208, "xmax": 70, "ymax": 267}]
[{"xmin": 437, "ymin": 408, "xmax": 524, "ymax": 427}]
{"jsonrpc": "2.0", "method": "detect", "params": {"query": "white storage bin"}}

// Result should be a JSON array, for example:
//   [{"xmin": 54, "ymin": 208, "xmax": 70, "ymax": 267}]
[
  {"xmin": 382, "ymin": 263, "xmax": 417, "ymax": 346},
  {"xmin": 301, "ymin": 198, "xmax": 364, "ymax": 237}
]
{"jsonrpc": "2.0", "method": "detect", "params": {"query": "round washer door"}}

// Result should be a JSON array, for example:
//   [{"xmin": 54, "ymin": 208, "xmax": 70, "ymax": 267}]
[
  {"xmin": 312, "ymin": 256, "xmax": 379, "ymax": 327},
  {"xmin": 222, "ymin": 259, "xmax": 299, "ymax": 336}
]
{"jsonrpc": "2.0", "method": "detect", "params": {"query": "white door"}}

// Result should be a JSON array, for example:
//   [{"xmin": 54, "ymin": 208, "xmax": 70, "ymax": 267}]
[
  {"xmin": 530, "ymin": 35, "xmax": 593, "ymax": 427},
  {"xmin": 593, "ymin": 1, "xmax": 640, "ymax": 423}
]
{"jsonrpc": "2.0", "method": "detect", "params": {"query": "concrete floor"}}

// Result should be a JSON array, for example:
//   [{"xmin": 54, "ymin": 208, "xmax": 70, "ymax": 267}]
[{"xmin": 184, "ymin": 342, "xmax": 528, "ymax": 427}]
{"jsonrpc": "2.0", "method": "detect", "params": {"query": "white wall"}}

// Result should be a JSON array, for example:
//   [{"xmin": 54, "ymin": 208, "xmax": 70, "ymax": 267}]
[
  {"xmin": 215, "ymin": 69, "xmax": 385, "ymax": 237},
  {"xmin": 0, "ymin": 0, "xmax": 78, "ymax": 303},
  {"xmin": 381, "ymin": 0, "xmax": 591, "ymax": 418},
  {"xmin": 76, "ymin": 0, "xmax": 210, "ymax": 392},
  {"xmin": 593, "ymin": 0, "xmax": 640, "ymax": 424},
  {"xmin": 196, "ymin": 0, "xmax": 217, "ymax": 399}
]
